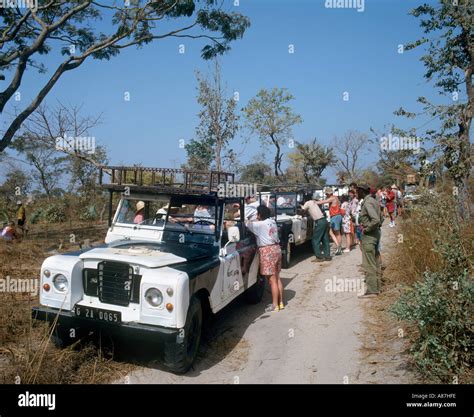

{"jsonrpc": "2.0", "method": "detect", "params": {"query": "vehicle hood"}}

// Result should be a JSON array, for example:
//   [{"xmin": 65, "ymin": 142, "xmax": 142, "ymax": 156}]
[{"xmin": 79, "ymin": 241, "xmax": 215, "ymax": 268}]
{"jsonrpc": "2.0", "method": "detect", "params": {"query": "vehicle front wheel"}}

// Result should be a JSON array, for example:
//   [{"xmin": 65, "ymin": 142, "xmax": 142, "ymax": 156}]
[
  {"xmin": 164, "ymin": 296, "xmax": 202, "ymax": 374},
  {"xmin": 245, "ymin": 274, "xmax": 265, "ymax": 304},
  {"xmin": 281, "ymin": 235, "xmax": 294, "ymax": 269}
]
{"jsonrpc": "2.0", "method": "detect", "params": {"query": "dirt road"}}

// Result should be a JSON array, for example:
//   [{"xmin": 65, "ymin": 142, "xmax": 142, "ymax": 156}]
[{"xmin": 125, "ymin": 223, "xmax": 415, "ymax": 384}]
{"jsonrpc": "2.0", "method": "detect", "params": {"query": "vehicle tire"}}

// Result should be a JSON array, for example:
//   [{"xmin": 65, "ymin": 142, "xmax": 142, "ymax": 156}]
[
  {"xmin": 245, "ymin": 274, "xmax": 265, "ymax": 304},
  {"xmin": 281, "ymin": 234, "xmax": 294, "ymax": 269},
  {"xmin": 164, "ymin": 296, "xmax": 202, "ymax": 374}
]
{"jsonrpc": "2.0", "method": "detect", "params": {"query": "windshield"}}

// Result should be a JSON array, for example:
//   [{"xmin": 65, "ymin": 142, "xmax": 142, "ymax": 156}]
[
  {"xmin": 114, "ymin": 197, "xmax": 170, "ymax": 227},
  {"xmin": 260, "ymin": 192, "xmax": 298, "ymax": 215},
  {"xmin": 162, "ymin": 195, "xmax": 221, "ymax": 245},
  {"xmin": 166, "ymin": 204, "xmax": 216, "ymax": 234}
]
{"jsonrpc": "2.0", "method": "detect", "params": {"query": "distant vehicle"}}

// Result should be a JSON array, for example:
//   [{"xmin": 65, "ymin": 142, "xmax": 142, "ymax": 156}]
[
  {"xmin": 259, "ymin": 189, "xmax": 314, "ymax": 268},
  {"xmin": 32, "ymin": 166, "xmax": 266, "ymax": 374},
  {"xmin": 404, "ymin": 184, "xmax": 421, "ymax": 204}
]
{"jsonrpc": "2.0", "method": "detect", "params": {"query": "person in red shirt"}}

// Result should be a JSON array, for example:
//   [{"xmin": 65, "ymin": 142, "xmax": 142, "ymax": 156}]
[
  {"xmin": 316, "ymin": 188, "xmax": 343, "ymax": 256},
  {"xmin": 385, "ymin": 186, "xmax": 396, "ymax": 227}
]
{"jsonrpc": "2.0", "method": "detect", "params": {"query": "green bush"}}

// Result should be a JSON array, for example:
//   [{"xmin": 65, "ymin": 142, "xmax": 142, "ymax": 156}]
[
  {"xmin": 42, "ymin": 203, "xmax": 66, "ymax": 223},
  {"xmin": 391, "ymin": 193, "xmax": 473, "ymax": 382},
  {"xmin": 79, "ymin": 204, "xmax": 98, "ymax": 221},
  {"xmin": 29, "ymin": 208, "xmax": 43, "ymax": 224}
]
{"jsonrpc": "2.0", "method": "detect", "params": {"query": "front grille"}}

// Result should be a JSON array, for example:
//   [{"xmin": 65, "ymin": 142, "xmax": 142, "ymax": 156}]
[{"xmin": 98, "ymin": 261, "xmax": 134, "ymax": 307}]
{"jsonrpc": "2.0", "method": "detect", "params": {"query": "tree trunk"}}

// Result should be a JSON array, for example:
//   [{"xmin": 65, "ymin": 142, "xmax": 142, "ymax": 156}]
[
  {"xmin": 455, "ymin": 121, "xmax": 471, "ymax": 221},
  {"xmin": 455, "ymin": 176, "xmax": 471, "ymax": 221},
  {"xmin": 270, "ymin": 134, "xmax": 282, "ymax": 177},
  {"xmin": 215, "ymin": 140, "xmax": 222, "ymax": 172}
]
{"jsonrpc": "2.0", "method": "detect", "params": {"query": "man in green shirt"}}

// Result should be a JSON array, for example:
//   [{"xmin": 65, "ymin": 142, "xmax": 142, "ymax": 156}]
[{"xmin": 357, "ymin": 185, "xmax": 384, "ymax": 297}]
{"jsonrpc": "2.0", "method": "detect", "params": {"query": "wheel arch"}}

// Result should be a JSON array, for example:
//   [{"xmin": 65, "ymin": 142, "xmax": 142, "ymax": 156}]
[{"xmin": 193, "ymin": 288, "xmax": 212, "ymax": 322}]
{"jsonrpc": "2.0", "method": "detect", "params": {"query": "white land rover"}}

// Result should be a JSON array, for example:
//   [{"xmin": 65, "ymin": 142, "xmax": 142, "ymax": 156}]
[{"xmin": 32, "ymin": 167, "xmax": 265, "ymax": 373}]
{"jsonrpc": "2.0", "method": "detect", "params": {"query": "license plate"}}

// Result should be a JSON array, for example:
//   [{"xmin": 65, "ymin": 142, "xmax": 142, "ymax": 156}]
[{"xmin": 74, "ymin": 306, "xmax": 121, "ymax": 323}]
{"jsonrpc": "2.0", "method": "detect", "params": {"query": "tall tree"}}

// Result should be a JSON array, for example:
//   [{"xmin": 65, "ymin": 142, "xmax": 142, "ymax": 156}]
[
  {"xmin": 0, "ymin": 1, "xmax": 250, "ymax": 153},
  {"xmin": 0, "ymin": 167, "xmax": 30, "ymax": 209},
  {"xmin": 333, "ymin": 130, "xmax": 369, "ymax": 183},
  {"xmin": 185, "ymin": 60, "xmax": 239, "ymax": 171},
  {"xmin": 13, "ymin": 133, "xmax": 68, "ymax": 196},
  {"xmin": 12, "ymin": 103, "xmax": 105, "ymax": 196},
  {"xmin": 287, "ymin": 139, "xmax": 335, "ymax": 184},
  {"xmin": 184, "ymin": 138, "xmax": 213, "ymax": 171},
  {"xmin": 239, "ymin": 161, "xmax": 273, "ymax": 184},
  {"xmin": 243, "ymin": 88, "xmax": 302, "ymax": 177},
  {"xmin": 395, "ymin": 0, "xmax": 473, "ymax": 219}
]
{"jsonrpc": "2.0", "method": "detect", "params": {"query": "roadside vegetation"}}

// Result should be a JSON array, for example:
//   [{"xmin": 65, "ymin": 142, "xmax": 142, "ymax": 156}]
[
  {"xmin": 388, "ymin": 188, "xmax": 473, "ymax": 383},
  {"xmin": 0, "ymin": 224, "xmax": 136, "ymax": 384}
]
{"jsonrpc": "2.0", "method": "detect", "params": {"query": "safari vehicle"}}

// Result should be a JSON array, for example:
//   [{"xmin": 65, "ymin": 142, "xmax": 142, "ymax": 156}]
[
  {"xmin": 259, "ymin": 188, "xmax": 314, "ymax": 269},
  {"xmin": 32, "ymin": 166, "xmax": 265, "ymax": 374}
]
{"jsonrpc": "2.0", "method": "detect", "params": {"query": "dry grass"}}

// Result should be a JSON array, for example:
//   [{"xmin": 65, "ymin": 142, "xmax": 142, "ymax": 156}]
[
  {"xmin": 389, "ymin": 215, "xmax": 443, "ymax": 286},
  {"xmin": 381, "ymin": 197, "xmax": 474, "ymax": 384},
  {"xmin": 359, "ymin": 223, "xmax": 421, "ymax": 383},
  {"xmin": 0, "ymin": 221, "xmax": 135, "ymax": 384}
]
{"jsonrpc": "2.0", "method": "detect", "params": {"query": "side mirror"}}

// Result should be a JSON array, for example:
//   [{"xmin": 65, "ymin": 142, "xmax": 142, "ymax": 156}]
[{"xmin": 227, "ymin": 226, "xmax": 240, "ymax": 243}]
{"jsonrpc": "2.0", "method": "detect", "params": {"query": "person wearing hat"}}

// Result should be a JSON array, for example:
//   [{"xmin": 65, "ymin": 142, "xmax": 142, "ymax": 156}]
[
  {"xmin": 315, "ymin": 187, "xmax": 343, "ymax": 255},
  {"xmin": 134, "ymin": 201, "xmax": 145, "ymax": 224},
  {"xmin": 16, "ymin": 201, "xmax": 26, "ymax": 236},
  {"xmin": 156, "ymin": 203, "xmax": 169, "ymax": 221},
  {"xmin": 301, "ymin": 192, "xmax": 331, "ymax": 262},
  {"xmin": 357, "ymin": 184, "xmax": 384, "ymax": 297}
]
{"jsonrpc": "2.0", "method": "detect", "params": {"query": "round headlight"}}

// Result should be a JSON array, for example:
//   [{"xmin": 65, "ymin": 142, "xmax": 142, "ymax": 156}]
[
  {"xmin": 53, "ymin": 274, "xmax": 68, "ymax": 292},
  {"xmin": 145, "ymin": 288, "xmax": 163, "ymax": 307}
]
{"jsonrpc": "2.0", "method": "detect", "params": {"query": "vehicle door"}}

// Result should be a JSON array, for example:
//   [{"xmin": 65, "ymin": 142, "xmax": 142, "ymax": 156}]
[{"xmin": 220, "ymin": 199, "xmax": 257, "ymax": 302}]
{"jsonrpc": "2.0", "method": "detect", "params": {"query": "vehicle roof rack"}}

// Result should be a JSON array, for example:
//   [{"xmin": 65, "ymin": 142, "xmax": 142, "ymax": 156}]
[
  {"xmin": 99, "ymin": 166, "xmax": 235, "ymax": 195},
  {"xmin": 257, "ymin": 183, "xmax": 325, "ymax": 192}
]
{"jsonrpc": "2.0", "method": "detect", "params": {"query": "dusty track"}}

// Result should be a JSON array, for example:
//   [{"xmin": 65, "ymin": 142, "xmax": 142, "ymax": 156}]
[{"xmin": 125, "ymin": 222, "xmax": 416, "ymax": 384}]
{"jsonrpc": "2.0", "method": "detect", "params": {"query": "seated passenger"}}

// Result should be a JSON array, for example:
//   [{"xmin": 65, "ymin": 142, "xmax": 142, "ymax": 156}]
[
  {"xmin": 134, "ymin": 201, "xmax": 145, "ymax": 224},
  {"xmin": 276, "ymin": 196, "xmax": 287, "ymax": 207},
  {"xmin": 156, "ymin": 204, "xmax": 169, "ymax": 220},
  {"xmin": 193, "ymin": 205, "xmax": 215, "ymax": 224},
  {"xmin": 234, "ymin": 195, "xmax": 259, "ymax": 221},
  {"xmin": 168, "ymin": 205, "xmax": 215, "ymax": 231}
]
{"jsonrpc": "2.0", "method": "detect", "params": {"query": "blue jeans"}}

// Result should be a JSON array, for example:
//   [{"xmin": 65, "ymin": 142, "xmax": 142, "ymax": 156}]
[{"xmin": 330, "ymin": 214, "xmax": 342, "ymax": 232}]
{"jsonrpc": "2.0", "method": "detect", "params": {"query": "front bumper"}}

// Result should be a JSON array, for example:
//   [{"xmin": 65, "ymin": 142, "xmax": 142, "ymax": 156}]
[{"xmin": 31, "ymin": 306, "xmax": 179, "ymax": 343}]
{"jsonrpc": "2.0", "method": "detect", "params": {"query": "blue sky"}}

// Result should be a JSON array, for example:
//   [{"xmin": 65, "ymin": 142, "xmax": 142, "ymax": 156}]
[{"xmin": 4, "ymin": 0, "xmax": 458, "ymax": 182}]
